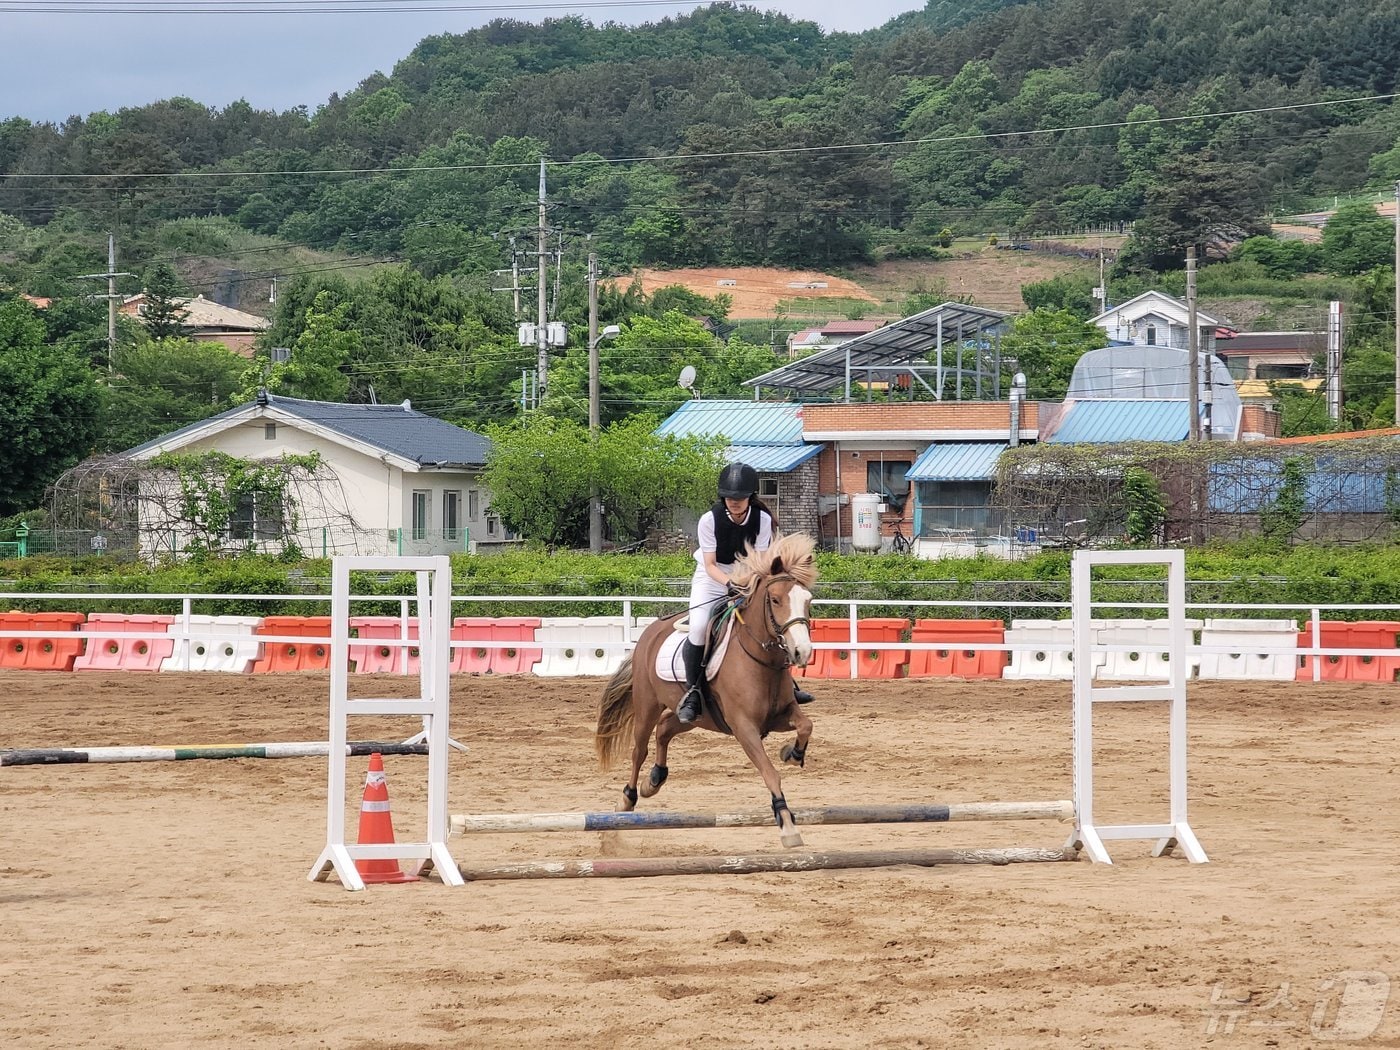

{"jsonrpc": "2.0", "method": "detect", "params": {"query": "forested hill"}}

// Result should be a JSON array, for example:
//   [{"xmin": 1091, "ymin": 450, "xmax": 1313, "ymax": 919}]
[{"xmin": 4, "ymin": 0, "xmax": 1400, "ymax": 283}]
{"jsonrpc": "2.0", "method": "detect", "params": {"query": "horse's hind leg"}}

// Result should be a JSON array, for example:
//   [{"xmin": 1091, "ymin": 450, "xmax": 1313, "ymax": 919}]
[
  {"xmin": 621, "ymin": 702, "xmax": 662, "ymax": 812},
  {"xmin": 639, "ymin": 709, "xmax": 689, "ymax": 798},
  {"xmin": 731, "ymin": 721, "xmax": 804, "ymax": 849}
]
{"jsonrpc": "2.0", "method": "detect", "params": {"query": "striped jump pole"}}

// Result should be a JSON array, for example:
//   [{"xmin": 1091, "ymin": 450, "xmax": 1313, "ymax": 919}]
[
  {"xmin": 0, "ymin": 741, "xmax": 429, "ymax": 767},
  {"xmin": 458, "ymin": 846, "xmax": 1080, "ymax": 881},
  {"xmin": 451, "ymin": 800, "xmax": 1074, "ymax": 836}
]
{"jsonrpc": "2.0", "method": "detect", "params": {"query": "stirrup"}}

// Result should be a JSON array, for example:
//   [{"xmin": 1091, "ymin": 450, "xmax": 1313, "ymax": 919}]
[
  {"xmin": 793, "ymin": 685, "xmax": 815, "ymax": 705},
  {"xmin": 677, "ymin": 685, "xmax": 703, "ymax": 724}
]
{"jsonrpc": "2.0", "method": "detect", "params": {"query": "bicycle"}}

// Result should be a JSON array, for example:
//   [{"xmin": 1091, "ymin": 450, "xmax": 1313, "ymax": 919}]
[{"xmin": 889, "ymin": 520, "xmax": 913, "ymax": 555}]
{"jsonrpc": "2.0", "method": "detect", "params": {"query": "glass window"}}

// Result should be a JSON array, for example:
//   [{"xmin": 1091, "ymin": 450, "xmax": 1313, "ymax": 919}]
[
  {"xmin": 411, "ymin": 490, "xmax": 430, "ymax": 541},
  {"xmin": 867, "ymin": 460, "xmax": 912, "ymax": 512},
  {"xmin": 443, "ymin": 490, "xmax": 462, "ymax": 541},
  {"xmin": 1145, "ymin": 323, "xmax": 1157, "ymax": 346},
  {"xmin": 228, "ymin": 490, "xmax": 284, "ymax": 541},
  {"xmin": 468, "ymin": 490, "xmax": 479, "ymax": 520},
  {"xmin": 264, "ymin": 423, "xmax": 276, "ymax": 440}
]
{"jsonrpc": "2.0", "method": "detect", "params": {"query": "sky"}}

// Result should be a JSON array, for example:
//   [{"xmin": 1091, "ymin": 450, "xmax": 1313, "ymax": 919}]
[{"xmin": 2, "ymin": 1, "xmax": 925, "ymax": 124}]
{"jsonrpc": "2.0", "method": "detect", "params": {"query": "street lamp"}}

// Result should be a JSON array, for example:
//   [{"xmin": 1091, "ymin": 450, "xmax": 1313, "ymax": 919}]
[{"xmin": 588, "ymin": 321, "xmax": 621, "ymax": 553}]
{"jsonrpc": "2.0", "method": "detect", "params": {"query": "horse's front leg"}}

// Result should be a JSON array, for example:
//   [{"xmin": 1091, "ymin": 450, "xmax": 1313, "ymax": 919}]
[
  {"xmin": 731, "ymin": 720, "xmax": 804, "ymax": 849},
  {"xmin": 780, "ymin": 703, "xmax": 813, "ymax": 769},
  {"xmin": 639, "ymin": 709, "xmax": 689, "ymax": 798}
]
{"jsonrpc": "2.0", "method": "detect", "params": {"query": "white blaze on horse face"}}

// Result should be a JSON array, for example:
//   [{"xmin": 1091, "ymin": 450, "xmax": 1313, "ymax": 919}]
[{"xmin": 785, "ymin": 584, "xmax": 813, "ymax": 666}]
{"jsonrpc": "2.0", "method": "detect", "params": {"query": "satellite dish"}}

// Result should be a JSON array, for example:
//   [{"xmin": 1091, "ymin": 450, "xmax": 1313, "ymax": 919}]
[{"xmin": 678, "ymin": 365, "xmax": 696, "ymax": 393}]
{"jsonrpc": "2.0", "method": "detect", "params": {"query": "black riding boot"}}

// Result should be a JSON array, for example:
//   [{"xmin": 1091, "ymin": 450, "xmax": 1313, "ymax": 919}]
[
  {"xmin": 793, "ymin": 682, "xmax": 815, "ymax": 705},
  {"xmin": 677, "ymin": 640, "xmax": 705, "ymax": 724}
]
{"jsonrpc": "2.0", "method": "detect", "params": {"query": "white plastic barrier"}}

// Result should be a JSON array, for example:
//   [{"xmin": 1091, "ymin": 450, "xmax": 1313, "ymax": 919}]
[
  {"xmin": 576, "ymin": 616, "xmax": 629, "ymax": 676},
  {"xmin": 1197, "ymin": 618, "xmax": 1298, "ymax": 681},
  {"xmin": 1095, "ymin": 618, "xmax": 1202, "ymax": 681},
  {"xmin": 1002, "ymin": 619, "xmax": 1075, "ymax": 680},
  {"xmin": 160, "ymin": 614, "xmax": 263, "ymax": 672},
  {"xmin": 533, "ymin": 617, "xmax": 584, "ymax": 676}
]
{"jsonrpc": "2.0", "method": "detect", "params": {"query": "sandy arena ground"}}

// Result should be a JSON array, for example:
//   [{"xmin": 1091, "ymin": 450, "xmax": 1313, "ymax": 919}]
[{"xmin": 3, "ymin": 670, "xmax": 1398, "ymax": 1049}]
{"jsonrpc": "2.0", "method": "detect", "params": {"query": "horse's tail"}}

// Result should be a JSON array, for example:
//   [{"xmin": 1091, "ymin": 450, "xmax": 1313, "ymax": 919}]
[{"xmin": 595, "ymin": 654, "xmax": 635, "ymax": 770}]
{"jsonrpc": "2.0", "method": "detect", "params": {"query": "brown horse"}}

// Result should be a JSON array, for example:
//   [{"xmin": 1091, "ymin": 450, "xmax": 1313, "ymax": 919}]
[{"xmin": 596, "ymin": 533, "xmax": 818, "ymax": 848}]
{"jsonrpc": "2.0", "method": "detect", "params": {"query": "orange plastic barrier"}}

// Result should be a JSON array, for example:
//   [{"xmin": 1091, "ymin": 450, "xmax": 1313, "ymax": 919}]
[
  {"xmin": 250, "ymin": 616, "xmax": 333, "ymax": 673},
  {"xmin": 906, "ymin": 619, "xmax": 1009, "ymax": 679},
  {"xmin": 1348, "ymin": 621, "xmax": 1400, "ymax": 682},
  {"xmin": 450, "ymin": 617, "xmax": 496, "ymax": 675},
  {"xmin": 0, "ymin": 611, "xmax": 86, "ymax": 671},
  {"xmin": 348, "ymin": 616, "xmax": 420, "ymax": 675},
  {"xmin": 796, "ymin": 619, "xmax": 856, "ymax": 679},
  {"xmin": 450, "ymin": 617, "xmax": 542, "ymax": 675},
  {"xmin": 487, "ymin": 617, "xmax": 542, "ymax": 675},
  {"xmin": 854, "ymin": 618, "xmax": 911, "ymax": 679},
  {"xmin": 73, "ymin": 614, "xmax": 176, "ymax": 671},
  {"xmin": 1297, "ymin": 620, "xmax": 1400, "ymax": 682}
]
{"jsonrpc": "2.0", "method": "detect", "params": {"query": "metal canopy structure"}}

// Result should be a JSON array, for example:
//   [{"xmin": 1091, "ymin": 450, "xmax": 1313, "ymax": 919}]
[{"xmin": 744, "ymin": 302, "xmax": 1010, "ymax": 402}]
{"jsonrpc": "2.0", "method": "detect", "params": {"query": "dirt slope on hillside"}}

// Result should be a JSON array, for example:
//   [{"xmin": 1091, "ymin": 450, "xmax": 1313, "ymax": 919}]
[{"xmin": 626, "ymin": 266, "xmax": 879, "ymax": 317}]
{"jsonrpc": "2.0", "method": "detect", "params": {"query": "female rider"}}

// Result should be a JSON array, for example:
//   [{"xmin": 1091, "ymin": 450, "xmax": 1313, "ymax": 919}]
[{"xmin": 677, "ymin": 462, "xmax": 814, "ymax": 723}]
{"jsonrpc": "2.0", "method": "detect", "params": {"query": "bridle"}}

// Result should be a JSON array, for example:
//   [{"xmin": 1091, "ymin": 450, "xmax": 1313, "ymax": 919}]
[{"xmin": 733, "ymin": 572, "xmax": 810, "ymax": 670}]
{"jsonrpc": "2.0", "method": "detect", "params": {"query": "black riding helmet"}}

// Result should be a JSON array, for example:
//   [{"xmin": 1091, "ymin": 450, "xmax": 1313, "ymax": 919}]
[{"xmin": 718, "ymin": 462, "xmax": 759, "ymax": 499}]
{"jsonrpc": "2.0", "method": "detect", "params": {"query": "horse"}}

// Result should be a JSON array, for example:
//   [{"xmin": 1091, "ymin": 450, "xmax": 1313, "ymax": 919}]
[{"xmin": 595, "ymin": 532, "xmax": 818, "ymax": 848}]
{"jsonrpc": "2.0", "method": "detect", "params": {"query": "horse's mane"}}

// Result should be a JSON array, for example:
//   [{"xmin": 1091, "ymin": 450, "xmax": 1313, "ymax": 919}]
[{"xmin": 730, "ymin": 532, "xmax": 818, "ymax": 592}]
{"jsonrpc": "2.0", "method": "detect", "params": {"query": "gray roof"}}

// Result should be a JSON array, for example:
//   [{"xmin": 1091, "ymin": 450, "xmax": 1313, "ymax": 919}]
[
  {"xmin": 128, "ymin": 394, "xmax": 491, "ymax": 468},
  {"xmin": 744, "ymin": 302, "xmax": 1010, "ymax": 398}
]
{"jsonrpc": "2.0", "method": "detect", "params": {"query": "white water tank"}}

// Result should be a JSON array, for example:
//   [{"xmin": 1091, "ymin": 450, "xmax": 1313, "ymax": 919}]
[{"xmin": 851, "ymin": 493, "xmax": 882, "ymax": 552}]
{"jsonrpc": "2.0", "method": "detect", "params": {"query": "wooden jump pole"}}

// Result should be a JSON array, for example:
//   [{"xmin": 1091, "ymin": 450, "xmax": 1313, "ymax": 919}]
[
  {"xmin": 458, "ymin": 846, "xmax": 1080, "ymax": 881},
  {"xmin": 1, "ymin": 741, "xmax": 428, "ymax": 767},
  {"xmin": 451, "ymin": 800, "xmax": 1074, "ymax": 835}
]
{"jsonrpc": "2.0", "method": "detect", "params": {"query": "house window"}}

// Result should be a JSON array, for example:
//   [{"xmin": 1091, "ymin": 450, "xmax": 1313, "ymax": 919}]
[
  {"xmin": 867, "ymin": 460, "xmax": 912, "ymax": 512},
  {"xmin": 758, "ymin": 477, "xmax": 780, "ymax": 521},
  {"xmin": 411, "ymin": 490, "xmax": 430, "ymax": 541},
  {"xmin": 1144, "ymin": 323, "xmax": 1157, "ymax": 346},
  {"xmin": 443, "ymin": 490, "xmax": 462, "ymax": 541},
  {"xmin": 264, "ymin": 423, "xmax": 276, "ymax": 440},
  {"xmin": 916, "ymin": 481, "xmax": 1000, "ymax": 536},
  {"xmin": 228, "ymin": 490, "xmax": 284, "ymax": 541},
  {"xmin": 468, "ymin": 490, "xmax": 479, "ymax": 520},
  {"xmin": 486, "ymin": 516, "xmax": 499, "ymax": 538}
]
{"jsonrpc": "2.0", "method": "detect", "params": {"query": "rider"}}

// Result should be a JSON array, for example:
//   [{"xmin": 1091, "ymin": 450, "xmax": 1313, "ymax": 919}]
[{"xmin": 677, "ymin": 462, "xmax": 814, "ymax": 724}]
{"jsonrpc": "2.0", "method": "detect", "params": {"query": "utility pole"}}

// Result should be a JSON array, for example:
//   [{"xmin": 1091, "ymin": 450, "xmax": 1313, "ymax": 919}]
[
  {"xmin": 587, "ymin": 253, "xmax": 620, "ymax": 554},
  {"xmin": 1186, "ymin": 247, "xmax": 1200, "ymax": 441},
  {"xmin": 536, "ymin": 159, "xmax": 550, "ymax": 405},
  {"xmin": 73, "ymin": 232, "xmax": 133, "ymax": 373},
  {"xmin": 1394, "ymin": 181, "xmax": 1399, "ymax": 425},
  {"xmin": 588, "ymin": 253, "xmax": 601, "ymax": 554}
]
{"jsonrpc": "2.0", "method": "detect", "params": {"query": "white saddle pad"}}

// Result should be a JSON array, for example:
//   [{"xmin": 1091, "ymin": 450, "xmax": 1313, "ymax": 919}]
[{"xmin": 654, "ymin": 618, "xmax": 735, "ymax": 682}]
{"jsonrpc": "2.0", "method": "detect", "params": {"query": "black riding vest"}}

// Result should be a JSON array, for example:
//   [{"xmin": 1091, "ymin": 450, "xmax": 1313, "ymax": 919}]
[{"xmin": 710, "ymin": 501, "xmax": 763, "ymax": 566}]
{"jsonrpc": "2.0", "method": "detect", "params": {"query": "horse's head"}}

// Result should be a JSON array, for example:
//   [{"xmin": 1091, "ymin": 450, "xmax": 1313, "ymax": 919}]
[{"xmin": 732, "ymin": 533, "xmax": 818, "ymax": 668}]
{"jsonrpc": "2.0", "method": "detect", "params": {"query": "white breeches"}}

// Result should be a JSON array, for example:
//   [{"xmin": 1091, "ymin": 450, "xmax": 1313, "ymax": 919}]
[{"xmin": 686, "ymin": 569, "xmax": 730, "ymax": 645}]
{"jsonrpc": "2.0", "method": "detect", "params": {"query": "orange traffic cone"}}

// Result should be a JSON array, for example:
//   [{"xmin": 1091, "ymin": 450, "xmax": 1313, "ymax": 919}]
[{"xmin": 354, "ymin": 752, "xmax": 419, "ymax": 884}]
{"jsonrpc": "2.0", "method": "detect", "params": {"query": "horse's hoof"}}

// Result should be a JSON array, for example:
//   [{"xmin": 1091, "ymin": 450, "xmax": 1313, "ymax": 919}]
[
  {"xmin": 638, "ymin": 764, "xmax": 668, "ymax": 798},
  {"xmin": 780, "ymin": 828, "xmax": 804, "ymax": 849},
  {"xmin": 780, "ymin": 743, "xmax": 806, "ymax": 768}
]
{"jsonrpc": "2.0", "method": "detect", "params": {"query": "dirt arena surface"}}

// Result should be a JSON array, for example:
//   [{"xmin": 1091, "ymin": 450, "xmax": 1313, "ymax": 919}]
[
  {"xmin": 3, "ymin": 670, "xmax": 1397, "ymax": 1049},
  {"xmin": 626, "ymin": 266, "xmax": 878, "ymax": 316}
]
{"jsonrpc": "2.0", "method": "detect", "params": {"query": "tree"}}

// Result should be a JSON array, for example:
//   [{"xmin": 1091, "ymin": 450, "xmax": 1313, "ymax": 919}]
[
  {"xmin": 482, "ymin": 414, "xmax": 722, "ymax": 548},
  {"xmin": 139, "ymin": 262, "xmax": 190, "ymax": 340},
  {"xmin": 1000, "ymin": 308, "xmax": 1106, "ymax": 399},
  {"xmin": 237, "ymin": 290, "xmax": 354, "ymax": 402},
  {"xmin": 1320, "ymin": 202, "xmax": 1394, "ymax": 275},
  {"xmin": 0, "ymin": 299, "xmax": 103, "ymax": 515},
  {"xmin": 100, "ymin": 337, "xmax": 247, "ymax": 451}
]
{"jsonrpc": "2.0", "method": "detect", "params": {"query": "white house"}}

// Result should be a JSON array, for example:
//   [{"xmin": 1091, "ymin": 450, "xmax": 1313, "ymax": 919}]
[
  {"xmin": 126, "ymin": 392, "xmax": 506, "ymax": 559},
  {"xmin": 1091, "ymin": 290, "xmax": 1220, "ymax": 353}
]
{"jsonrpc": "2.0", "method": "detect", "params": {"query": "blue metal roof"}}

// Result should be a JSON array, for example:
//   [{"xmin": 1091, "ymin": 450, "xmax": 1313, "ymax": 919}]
[
  {"xmin": 654, "ymin": 400, "xmax": 804, "ymax": 444},
  {"xmin": 906, "ymin": 442, "xmax": 1008, "ymax": 481},
  {"xmin": 726, "ymin": 444, "xmax": 823, "ymax": 472},
  {"xmin": 129, "ymin": 394, "xmax": 491, "ymax": 467},
  {"xmin": 1046, "ymin": 400, "xmax": 1192, "ymax": 444}
]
